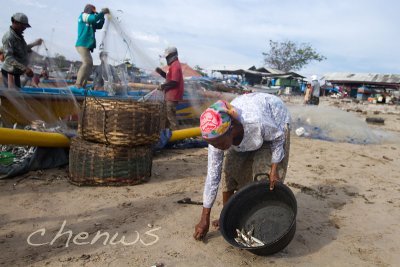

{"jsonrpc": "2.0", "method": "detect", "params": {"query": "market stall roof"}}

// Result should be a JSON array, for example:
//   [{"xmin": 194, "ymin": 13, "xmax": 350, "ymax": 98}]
[
  {"xmin": 322, "ymin": 73, "xmax": 400, "ymax": 87},
  {"xmin": 161, "ymin": 63, "xmax": 202, "ymax": 78},
  {"xmin": 211, "ymin": 66, "xmax": 305, "ymax": 79},
  {"xmin": 249, "ymin": 66, "xmax": 285, "ymax": 75}
]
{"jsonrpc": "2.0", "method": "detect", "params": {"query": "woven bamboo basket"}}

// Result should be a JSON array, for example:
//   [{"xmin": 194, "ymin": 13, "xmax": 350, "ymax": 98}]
[
  {"xmin": 69, "ymin": 138, "xmax": 152, "ymax": 186},
  {"xmin": 79, "ymin": 97, "xmax": 166, "ymax": 146}
]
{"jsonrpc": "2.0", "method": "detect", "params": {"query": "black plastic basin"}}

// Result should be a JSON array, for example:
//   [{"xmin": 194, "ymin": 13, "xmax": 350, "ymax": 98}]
[{"xmin": 220, "ymin": 181, "xmax": 297, "ymax": 256}]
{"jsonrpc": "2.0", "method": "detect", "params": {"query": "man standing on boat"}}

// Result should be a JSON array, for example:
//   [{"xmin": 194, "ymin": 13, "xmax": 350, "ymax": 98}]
[
  {"xmin": 155, "ymin": 46, "xmax": 184, "ymax": 130},
  {"xmin": 74, "ymin": 4, "xmax": 109, "ymax": 89},
  {"xmin": 92, "ymin": 51, "xmax": 120, "ymax": 91},
  {"xmin": 1, "ymin": 13, "xmax": 42, "ymax": 88}
]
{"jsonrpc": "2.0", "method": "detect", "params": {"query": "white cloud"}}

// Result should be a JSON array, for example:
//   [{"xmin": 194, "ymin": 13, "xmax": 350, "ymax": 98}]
[
  {"xmin": 13, "ymin": 0, "xmax": 47, "ymax": 9},
  {"xmin": 131, "ymin": 32, "xmax": 161, "ymax": 43}
]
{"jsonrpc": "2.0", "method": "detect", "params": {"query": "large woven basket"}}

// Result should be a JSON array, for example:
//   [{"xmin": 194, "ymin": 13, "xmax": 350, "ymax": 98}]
[
  {"xmin": 79, "ymin": 97, "xmax": 166, "ymax": 146},
  {"xmin": 69, "ymin": 138, "xmax": 152, "ymax": 186}
]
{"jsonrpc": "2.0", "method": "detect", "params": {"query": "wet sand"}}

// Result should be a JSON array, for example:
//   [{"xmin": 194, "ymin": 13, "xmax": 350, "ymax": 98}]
[{"xmin": 0, "ymin": 97, "xmax": 399, "ymax": 267}]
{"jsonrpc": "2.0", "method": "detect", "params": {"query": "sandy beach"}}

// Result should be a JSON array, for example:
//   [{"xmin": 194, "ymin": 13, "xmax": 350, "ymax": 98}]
[{"xmin": 1, "ymin": 98, "xmax": 399, "ymax": 267}]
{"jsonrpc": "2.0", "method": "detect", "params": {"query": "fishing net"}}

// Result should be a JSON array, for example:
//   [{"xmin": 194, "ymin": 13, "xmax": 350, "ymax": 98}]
[
  {"xmin": 0, "ymin": 8, "xmax": 240, "ymax": 180},
  {"xmin": 289, "ymin": 105, "xmax": 399, "ymax": 144},
  {"xmin": 0, "ymin": 9, "xmax": 236, "ymax": 133}
]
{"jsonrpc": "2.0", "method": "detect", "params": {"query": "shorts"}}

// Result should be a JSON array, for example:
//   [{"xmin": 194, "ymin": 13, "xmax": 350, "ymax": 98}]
[
  {"xmin": 222, "ymin": 124, "xmax": 290, "ymax": 192},
  {"xmin": 166, "ymin": 100, "xmax": 178, "ymax": 130},
  {"xmin": 309, "ymin": 96, "xmax": 319, "ymax": 105}
]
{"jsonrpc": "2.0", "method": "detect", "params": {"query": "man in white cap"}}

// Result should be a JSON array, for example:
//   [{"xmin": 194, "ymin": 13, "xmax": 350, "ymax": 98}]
[
  {"xmin": 155, "ymin": 46, "xmax": 184, "ymax": 130},
  {"xmin": 309, "ymin": 75, "xmax": 320, "ymax": 105},
  {"xmin": 1, "ymin": 13, "xmax": 42, "ymax": 88}
]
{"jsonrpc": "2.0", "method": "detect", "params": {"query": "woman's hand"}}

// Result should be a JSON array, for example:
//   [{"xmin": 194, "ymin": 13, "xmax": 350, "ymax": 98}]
[
  {"xmin": 193, "ymin": 208, "xmax": 211, "ymax": 240},
  {"xmin": 269, "ymin": 163, "xmax": 279, "ymax": 190}
]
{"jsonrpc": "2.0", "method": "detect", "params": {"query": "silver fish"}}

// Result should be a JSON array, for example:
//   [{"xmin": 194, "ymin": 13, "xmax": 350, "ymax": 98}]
[
  {"xmin": 246, "ymin": 226, "xmax": 254, "ymax": 237},
  {"xmin": 234, "ymin": 226, "xmax": 265, "ymax": 248},
  {"xmin": 234, "ymin": 237, "xmax": 250, "ymax": 247},
  {"xmin": 250, "ymin": 236, "xmax": 265, "ymax": 247}
]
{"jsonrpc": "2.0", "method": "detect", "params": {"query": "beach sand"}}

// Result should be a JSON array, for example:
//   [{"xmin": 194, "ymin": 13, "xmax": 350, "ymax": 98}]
[{"xmin": 0, "ymin": 98, "xmax": 399, "ymax": 267}]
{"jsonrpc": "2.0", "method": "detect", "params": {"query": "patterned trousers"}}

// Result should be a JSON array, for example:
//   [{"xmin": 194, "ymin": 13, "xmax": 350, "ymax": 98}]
[{"xmin": 222, "ymin": 125, "xmax": 290, "ymax": 192}]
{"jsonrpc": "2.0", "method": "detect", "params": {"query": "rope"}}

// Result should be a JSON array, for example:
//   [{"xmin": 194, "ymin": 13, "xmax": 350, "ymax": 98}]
[{"xmin": 80, "ymin": 88, "xmax": 88, "ymax": 138}]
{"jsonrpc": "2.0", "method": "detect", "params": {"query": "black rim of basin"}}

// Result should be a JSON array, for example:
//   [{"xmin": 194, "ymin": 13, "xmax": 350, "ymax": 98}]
[{"xmin": 219, "ymin": 180, "xmax": 297, "ymax": 255}]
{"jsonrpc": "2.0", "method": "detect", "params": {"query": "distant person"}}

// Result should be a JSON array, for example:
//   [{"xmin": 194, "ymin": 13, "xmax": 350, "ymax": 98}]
[
  {"xmin": 74, "ymin": 4, "xmax": 109, "ymax": 89},
  {"xmin": 304, "ymin": 83, "xmax": 312, "ymax": 104},
  {"xmin": 309, "ymin": 75, "xmax": 320, "ymax": 105},
  {"xmin": 1, "ymin": 13, "xmax": 43, "ymax": 88},
  {"xmin": 379, "ymin": 89, "xmax": 391, "ymax": 104},
  {"xmin": 31, "ymin": 68, "xmax": 49, "ymax": 88},
  {"xmin": 92, "ymin": 51, "xmax": 120, "ymax": 90},
  {"xmin": 193, "ymin": 93, "xmax": 291, "ymax": 240},
  {"xmin": 155, "ymin": 46, "xmax": 184, "ymax": 130}
]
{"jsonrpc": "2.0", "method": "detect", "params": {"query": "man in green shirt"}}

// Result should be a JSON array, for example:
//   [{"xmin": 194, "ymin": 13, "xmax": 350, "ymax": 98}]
[{"xmin": 74, "ymin": 4, "xmax": 109, "ymax": 88}]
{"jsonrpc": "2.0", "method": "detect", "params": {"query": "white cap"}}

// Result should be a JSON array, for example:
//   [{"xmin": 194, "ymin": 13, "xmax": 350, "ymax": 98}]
[
  {"xmin": 164, "ymin": 46, "xmax": 178, "ymax": 57},
  {"xmin": 311, "ymin": 75, "xmax": 318, "ymax": 81}
]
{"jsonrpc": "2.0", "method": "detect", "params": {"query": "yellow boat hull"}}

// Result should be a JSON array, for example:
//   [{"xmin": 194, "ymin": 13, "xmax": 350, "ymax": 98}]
[{"xmin": 0, "ymin": 127, "xmax": 201, "ymax": 147}]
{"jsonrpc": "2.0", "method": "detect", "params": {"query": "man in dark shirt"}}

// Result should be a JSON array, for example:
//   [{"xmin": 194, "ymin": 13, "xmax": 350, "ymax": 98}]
[
  {"xmin": 1, "ymin": 13, "xmax": 42, "ymax": 88},
  {"xmin": 309, "ymin": 75, "xmax": 321, "ymax": 105}
]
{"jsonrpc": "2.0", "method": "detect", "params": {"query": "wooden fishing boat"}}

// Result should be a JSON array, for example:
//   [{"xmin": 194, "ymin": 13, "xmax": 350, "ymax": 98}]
[{"xmin": 0, "ymin": 87, "xmax": 235, "ymax": 127}]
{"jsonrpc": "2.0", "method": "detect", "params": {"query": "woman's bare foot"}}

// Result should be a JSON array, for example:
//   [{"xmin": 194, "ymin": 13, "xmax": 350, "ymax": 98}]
[{"xmin": 212, "ymin": 219, "xmax": 220, "ymax": 229}]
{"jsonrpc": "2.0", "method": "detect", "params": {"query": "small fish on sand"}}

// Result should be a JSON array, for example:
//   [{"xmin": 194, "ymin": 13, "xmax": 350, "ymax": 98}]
[{"xmin": 234, "ymin": 226, "xmax": 265, "ymax": 247}]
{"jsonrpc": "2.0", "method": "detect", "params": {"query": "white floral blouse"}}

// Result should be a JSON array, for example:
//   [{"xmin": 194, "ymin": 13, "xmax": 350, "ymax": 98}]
[{"xmin": 203, "ymin": 93, "xmax": 291, "ymax": 208}]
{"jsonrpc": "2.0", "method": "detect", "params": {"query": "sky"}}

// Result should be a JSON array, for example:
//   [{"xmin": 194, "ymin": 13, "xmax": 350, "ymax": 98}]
[{"xmin": 1, "ymin": 0, "xmax": 399, "ymax": 79}]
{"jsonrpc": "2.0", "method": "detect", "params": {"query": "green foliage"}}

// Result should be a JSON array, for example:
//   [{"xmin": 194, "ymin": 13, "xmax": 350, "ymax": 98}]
[
  {"xmin": 262, "ymin": 40, "xmax": 326, "ymax": 72},
  {"xmin": 54, "ymin": 53, "xmax": 69, "ymax": 69},
  {"xmin": 194, "ymin": 65, "xmax": 207, "ymax": 77}
]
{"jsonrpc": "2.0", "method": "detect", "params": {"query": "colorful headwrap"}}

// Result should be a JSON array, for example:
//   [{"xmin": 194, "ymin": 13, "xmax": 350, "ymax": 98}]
[{"xmin": 200, "ymin": 100, "xmax": 239, "ymax": 139}]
